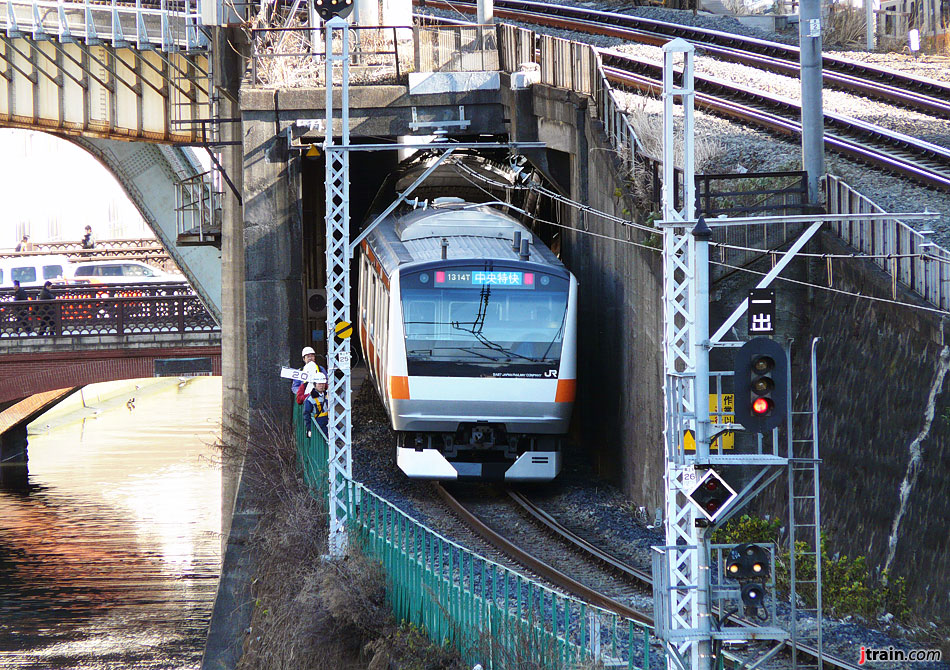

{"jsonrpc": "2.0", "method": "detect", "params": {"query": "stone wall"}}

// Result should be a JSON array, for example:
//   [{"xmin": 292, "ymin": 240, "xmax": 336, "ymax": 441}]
[
  {"xmin": 525, "ymin": 84, "xmax": 666, "ymax": 509},
  {"xmin": 796, "ymin": 232, "xmax": 950, "ymax": 620}
]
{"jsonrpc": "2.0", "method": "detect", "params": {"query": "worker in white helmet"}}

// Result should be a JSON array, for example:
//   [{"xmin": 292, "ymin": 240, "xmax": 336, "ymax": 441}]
[{"xmin": 292, "ymin": 346, "xmax": 318, "ymax": 397}]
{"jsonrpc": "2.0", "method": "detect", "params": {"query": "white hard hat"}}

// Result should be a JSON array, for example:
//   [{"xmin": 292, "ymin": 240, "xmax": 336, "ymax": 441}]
[
  {"xmin": 301, "ymin": 346, "xmax": 316, "ymax": 357},
  {"xmin": 313, "ymin": 372, "xmax": 327, "ymax": 384}
]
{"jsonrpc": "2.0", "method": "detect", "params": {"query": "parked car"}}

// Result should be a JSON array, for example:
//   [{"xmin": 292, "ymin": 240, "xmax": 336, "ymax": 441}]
[
  {"xmin": 70, "ymin": 260, "xmax": 185, "ymax": 285},
  {"xmin": 0, "ymin": 255, "xmax": 74, "ymax": 288}
]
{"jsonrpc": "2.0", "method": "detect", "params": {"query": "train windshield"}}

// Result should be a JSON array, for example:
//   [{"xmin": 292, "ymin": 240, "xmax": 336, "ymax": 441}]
[{"xmin": 400, "ymin": 267, "xmax": 569, "ymax": 377}]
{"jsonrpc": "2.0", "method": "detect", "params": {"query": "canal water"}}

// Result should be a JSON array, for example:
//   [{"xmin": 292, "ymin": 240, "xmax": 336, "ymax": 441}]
[{"xmin": 0, "ymin": 377, "xmax": 222, "ymax": 669}]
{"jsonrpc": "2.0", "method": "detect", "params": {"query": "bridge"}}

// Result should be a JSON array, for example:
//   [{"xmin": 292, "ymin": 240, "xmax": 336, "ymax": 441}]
[
  {"xmin": 0, "ymin": 0, "xmax": 228, "ymax": 321},
  {"xmin": 0, "ymin": 282, "xmax": 220, "ymax": 402},
  {"xmin": 0, "ymin": 237, "xmax": 178, "ymax": 271}
]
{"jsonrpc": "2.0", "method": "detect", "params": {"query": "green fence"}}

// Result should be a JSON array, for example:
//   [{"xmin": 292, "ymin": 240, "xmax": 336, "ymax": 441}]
[{"xmin": 295, "ymin": 406, "xmax": 656, "ymax": 669}]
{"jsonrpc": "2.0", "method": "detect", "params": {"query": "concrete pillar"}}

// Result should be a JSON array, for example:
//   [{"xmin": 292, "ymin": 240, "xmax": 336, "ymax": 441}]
[
  {"xmin": 242, "ymin": 97, "xmax": 304, "ymax": 431},
  {"xmin": 0, "ymin": 424, "xmax": 28, "ymax": 489},
  {"xmin": 218, "ymin": 25, "xmax": 250, "ymax": 541}
]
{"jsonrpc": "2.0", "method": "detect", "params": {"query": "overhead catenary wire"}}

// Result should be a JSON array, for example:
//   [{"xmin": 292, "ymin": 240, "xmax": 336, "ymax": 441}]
[{"xmin": 447, "ymin": 157, "xmax": 950, "ymax": 315}]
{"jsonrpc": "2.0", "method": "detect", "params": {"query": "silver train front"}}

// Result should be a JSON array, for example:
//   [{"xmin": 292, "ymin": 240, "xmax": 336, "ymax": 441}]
[{"xmin": 358, "ymin": 199, "xmax": 577, "ymax": 482}]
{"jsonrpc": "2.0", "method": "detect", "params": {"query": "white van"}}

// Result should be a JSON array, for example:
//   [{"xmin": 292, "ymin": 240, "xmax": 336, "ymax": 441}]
[
  {"xmin": 71, "ymin": 260, "xmax": 185, "ymax": 284},
  {"xmin": 0, "ymin": 255, "xmax": 74, "ymax": 288}
]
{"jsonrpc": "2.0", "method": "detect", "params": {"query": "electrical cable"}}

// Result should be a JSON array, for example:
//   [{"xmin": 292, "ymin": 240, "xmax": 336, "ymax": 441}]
[
  {"xmin": 712, "ymin": 259, "xmax": 950, "ymax": 316},
  {"xmin": 447, "ymin": 156, "xmax": 950, "ymax": 315}
]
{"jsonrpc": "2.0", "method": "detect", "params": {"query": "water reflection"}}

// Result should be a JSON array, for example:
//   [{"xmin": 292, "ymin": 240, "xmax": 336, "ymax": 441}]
[{"xmin": 0, "ymin": 377, "xmax": 222, "ymax": 669}]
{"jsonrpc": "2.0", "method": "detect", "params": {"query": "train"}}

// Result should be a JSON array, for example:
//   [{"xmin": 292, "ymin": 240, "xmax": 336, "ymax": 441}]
[{"xmin": 358, "ymin": 190, "xmax": 578, "ymax": 482}]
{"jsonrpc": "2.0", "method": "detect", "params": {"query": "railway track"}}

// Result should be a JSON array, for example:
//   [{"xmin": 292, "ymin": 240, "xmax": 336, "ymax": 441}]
[
  {"xmin": 416, "ymin": 0, "xmax": 950, "ymax": 192},
  {"xmin": 418, "ymin": 0, "xmax": 950, "ymax": 106},
  {"xmin": 436, "ymin": 483, "xmax": 862, "ymax": 670},
  {"xmin": 599, "ymin": 56, "xmax": 950, "ymax": 192}
]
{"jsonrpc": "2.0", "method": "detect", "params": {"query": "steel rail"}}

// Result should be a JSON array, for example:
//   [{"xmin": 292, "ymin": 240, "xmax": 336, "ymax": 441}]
[
  {"xmin": 433, "ymin": 483, "xmax": 652, "ymax": 625},
  {"xmin": 507, "ymin": 489, "xmax": 863, "ymax": 670},
  {"xmin": 417, "ymin": 0, "xmax": 950, "ymax": 104},
  {"xmin": 603, "ymin": 65, "xmax": 950, "ymax": 193},
  {"xmin": 602, "ymin": 52, "xmax": 950, "ymax": 168}
]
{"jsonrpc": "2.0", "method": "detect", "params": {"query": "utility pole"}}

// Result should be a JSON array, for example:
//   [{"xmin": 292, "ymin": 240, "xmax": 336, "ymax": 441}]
[{"xmin": 799, "ymin": 0, "xmax": 824, "ymax": 204}]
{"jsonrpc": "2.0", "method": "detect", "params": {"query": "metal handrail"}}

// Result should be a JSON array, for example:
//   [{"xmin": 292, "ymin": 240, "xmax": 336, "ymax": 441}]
[
  {"xmin": 824, "ymin": 174, "xmax": 950, "ymax": 311},
  {"xmin": 0, "ymin": 0, "xmax": 205, "ymax": 50},
  {"xmin": 295, "ymin": 405, "xmax": 655, "ymax": 669},
  {"xmin": 250, "ymin": 24, "xmax": 411, "ymax": 86}
]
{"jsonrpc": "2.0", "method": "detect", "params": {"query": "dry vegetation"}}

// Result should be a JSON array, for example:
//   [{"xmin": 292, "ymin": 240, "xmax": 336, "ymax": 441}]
[
  {"xmin": 244, "ymin": 4, "xmax": 412, "ymax": 88},
  {"xmin": 822, "ymin": 4, "xmax": 868, "ymax": 49},
  {"xmin": 234, "ymin": 410, "xmax": 463, "ymax": 670}
]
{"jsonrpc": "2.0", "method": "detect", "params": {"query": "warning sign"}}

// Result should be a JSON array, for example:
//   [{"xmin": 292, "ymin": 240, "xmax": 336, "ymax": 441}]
[
  {"xmin": 334, "ymin": 321, "xmax": 353, "ymax": 340},
  {"xmin": 683, "ymin": 394, "xmax": 735, "ymax": 451}
]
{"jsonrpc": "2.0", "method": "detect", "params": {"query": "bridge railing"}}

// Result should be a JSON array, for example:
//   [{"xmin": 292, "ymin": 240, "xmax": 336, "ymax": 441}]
[
  {"xmin": 0, "ymin": 293, "xmax": 217, "ymax": 337},
  {"xmin": 825, "ymin": 174, "xmax": 950, "ymax": 311},
  {"xmin": 0, "ymin": 242, "xmax": 176, "ymax": 270},
  {"xmin": 414, "ymin": 23, "xmax": 498, "ymax": 73},
  {"xmin": 0, "ymin": 281, "xmax": 193, "ymax": 299},
  {"xmin": 1, "ymin": 0, "xmax": 206, "ymax": 50}
]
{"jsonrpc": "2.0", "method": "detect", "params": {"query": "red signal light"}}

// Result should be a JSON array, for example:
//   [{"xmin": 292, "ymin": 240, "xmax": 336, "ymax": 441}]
[{"xmin": 752, "ymin": 397, "xmax": 771, "ymax": 415}]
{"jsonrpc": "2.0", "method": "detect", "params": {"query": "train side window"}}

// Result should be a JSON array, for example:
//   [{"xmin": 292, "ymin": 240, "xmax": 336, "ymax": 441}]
[
  {"xmin": 379, "ymin": 292, "xmax": 390, "ymax": 377},
  {"xmin": 367, "ymin": 273, "xmax": 376, "ymax": 338},
  {"xmin": 374, "ymin": 277, "xmax": 385, "ymax": 336}
]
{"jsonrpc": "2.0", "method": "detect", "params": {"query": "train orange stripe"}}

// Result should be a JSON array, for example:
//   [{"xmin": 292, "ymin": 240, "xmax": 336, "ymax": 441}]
[
  {"xmin": 390, "ymin": 375, "xmax": 410, "ymax": 400},
  {"xmin": 555, "ymin": 379, "xmax": 576, "ymax": 403}
]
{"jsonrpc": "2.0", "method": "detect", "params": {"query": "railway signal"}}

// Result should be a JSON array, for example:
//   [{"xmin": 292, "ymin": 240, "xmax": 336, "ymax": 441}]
[
  {"xmin": 687, "ymin": 469, "xmax": 736, "ymax": 522},
  {"xmin": 733, "ymin": 337, "xmax": 788, "ymax": 434},
  {"xmin": 725, "ymin": 543, "xmax": 770, "ymax": 611},
  {"xmin": 313, "ymin": 0, "xmax": 353, "ymax": 20}
]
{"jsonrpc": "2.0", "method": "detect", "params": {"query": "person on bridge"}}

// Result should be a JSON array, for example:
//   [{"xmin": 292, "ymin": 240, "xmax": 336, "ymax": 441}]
[
  {"xmin": 303, "ymin": 372, "xmax": 329, "ymax": 439},
  {"xmin": 81, "ymin": 225, "xmax": 96, "ymax": 250},
  {"xmin": 37, "ymin": 281, "xmax": 55, "ymax": 336},
  {"xmin": 14, "ymin": 235, "xmax": 34, "ymax": 253},
  {"xmin": 13, "ymin": 280, "xmax": 31, "ymax": 334}
]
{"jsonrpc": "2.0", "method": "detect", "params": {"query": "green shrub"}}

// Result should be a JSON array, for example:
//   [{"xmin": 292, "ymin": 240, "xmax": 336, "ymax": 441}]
[{"xmin": 712, "ymin": 516, "xmax": 909, "ymax": 622}]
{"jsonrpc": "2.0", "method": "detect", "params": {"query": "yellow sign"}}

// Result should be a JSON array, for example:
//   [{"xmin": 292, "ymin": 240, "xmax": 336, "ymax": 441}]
[
  {"xmin": 306, "ymin": 145, "xmax": 321, "ymax": 158},
  {"xmin": 684, "ymin": 394, "xmax": 735, "ymax": 451},
  {"xmin": 334, "ymin": 321, "xmax": 353, "ymax": 340}
]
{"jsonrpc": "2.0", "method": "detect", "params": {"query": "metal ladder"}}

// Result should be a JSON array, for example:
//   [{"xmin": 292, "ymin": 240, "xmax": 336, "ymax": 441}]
[{"xmin": 787, "ymin": 337, "xmax": 823, "ymax": 670}]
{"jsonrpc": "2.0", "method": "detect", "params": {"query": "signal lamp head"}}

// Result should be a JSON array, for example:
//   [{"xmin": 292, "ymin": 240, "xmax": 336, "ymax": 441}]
[
  {"xmin": 752, "ymin": 377, "xmax": 774, "ymax": 394},
  {"xmin": 741, "ymin": 582, "xmax": 766, "ymax": 608},
  {"xmin": 752, "ymin": 356, "xmax": 774, "ymax": 374},
  {"xmin": 752, "ymin": 397, "xmax": 772, "ymax": 415}
]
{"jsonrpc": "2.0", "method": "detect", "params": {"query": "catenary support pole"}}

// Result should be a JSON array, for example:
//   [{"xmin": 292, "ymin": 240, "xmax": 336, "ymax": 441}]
[
  {"xmin": 659, "ymin": 38, "xmax": 710, "ymax": 670},
  {"xmin": 799, "ymin": 0, "xmax": 824, "ymax": 204},
  {"xmin": 324, "ymin": 16, "xmax": 352, "ymax": 557}
]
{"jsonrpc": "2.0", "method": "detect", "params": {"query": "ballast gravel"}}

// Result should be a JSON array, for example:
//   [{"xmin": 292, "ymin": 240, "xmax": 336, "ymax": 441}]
[{"xmin": 349, "ymin": 378, "xmax": 948, "ymax": 670}]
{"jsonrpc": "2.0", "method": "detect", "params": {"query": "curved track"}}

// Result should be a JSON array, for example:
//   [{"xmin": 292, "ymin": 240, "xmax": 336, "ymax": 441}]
[
  {"xmin": 436, "ymin": 483, "xmax": 863, "ymax": 670},
  {"xmin": 417, "ymin": 0, "xmax": 950, "ymax": 191},
  {"xmin": 418, "ymin": 0, "xmax": 950, "ymax": 104}
]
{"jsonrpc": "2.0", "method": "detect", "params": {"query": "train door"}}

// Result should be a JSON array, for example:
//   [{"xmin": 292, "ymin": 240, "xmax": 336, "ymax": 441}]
[{"xmin": 378, "ymin": 286, "xmax": 390, "ymax": 387}]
